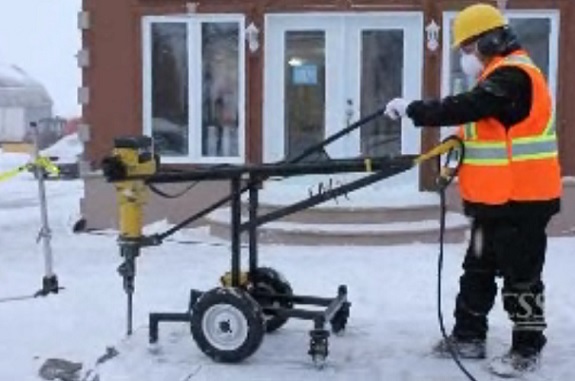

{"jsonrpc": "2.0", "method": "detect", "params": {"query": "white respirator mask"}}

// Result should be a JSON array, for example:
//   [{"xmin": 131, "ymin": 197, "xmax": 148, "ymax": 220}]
[{"xmin": 460, "ymin": 52, "xmax": 485, "ymax": 78}]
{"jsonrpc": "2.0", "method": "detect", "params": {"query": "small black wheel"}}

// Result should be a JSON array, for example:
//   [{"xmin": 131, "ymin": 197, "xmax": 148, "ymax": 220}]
[
  {"xmin": 190, "ymin": 287, "xmax": 265, "ymax": 363},
  {"xmin": 309, "ymin": 329, "xmax": 330, "ymax": 369},
  {"xmin": 249, "ymin": 267, "xmax": 294, "ymax": 333}
]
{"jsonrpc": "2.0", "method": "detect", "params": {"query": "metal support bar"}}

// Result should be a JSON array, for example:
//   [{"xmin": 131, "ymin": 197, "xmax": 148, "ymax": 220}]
[
  {"xmin": 250, "ymin": 292, "xmax": 335, "ymax": 307},
  {"xmin": 314, "ymin": 315, "xmax": 327, "ymax": 330},
  {"xmin": 29, "ymin": 122, "xmax": 61, "ymax": 297},
  {"xmin": 257, "ymin": 290, "xmax": 347, "ymax": 323},
  {"xmin": 289, "ymin": 108, "xmax": 385, "ymax": 163},
  {"xmin": 324, "ymin": 294, "xmax": 347, "ymax": 322},
  {"xmin": 248, "ymin": 176, "xmax": 259, "ymax": 275},
  {"xmin": 240, "ymin": 164, "xmax": 412, "ymax": 230},
  {"xmin": 262, "ymin": 306, "xmax": 326, "ymax": 321},
  {"xmin": 149, "ymin": 312, "xmax": 192, "ymax": 343},
  {"xmin": 143, "ymin": 156, "xmax": 414, "ymax": 184},
  {"xmin": 146, "ymin": 156, "xmax": 413, "ymax": 243},
  {"xmin": 230, "ymin": 176, "xmax": 242, "ymax": 287}
]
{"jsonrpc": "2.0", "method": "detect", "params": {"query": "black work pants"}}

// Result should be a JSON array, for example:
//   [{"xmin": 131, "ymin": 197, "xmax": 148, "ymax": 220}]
[{"xmin": 452, "ymin": 214, "xmax": 551, "ymax": 355}]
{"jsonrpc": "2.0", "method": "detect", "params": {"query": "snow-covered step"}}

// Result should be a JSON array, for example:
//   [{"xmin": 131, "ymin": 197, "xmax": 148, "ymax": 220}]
[
  {"xmin": 245, "ymin": 202, "xmax": 442, "ymax": 224},
  {"xmin": 206, "ymin": 207, "xmax": 470, "ymax": 246},
  {"xmin": 241, "ymin": 174, "xmax": 448, "ymax": 224}
]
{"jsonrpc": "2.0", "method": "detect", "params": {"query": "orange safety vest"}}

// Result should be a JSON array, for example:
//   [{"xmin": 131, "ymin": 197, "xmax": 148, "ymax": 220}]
[{"xmin": 457, "ymin": 50, "xmax": 562, "ymax": 205}]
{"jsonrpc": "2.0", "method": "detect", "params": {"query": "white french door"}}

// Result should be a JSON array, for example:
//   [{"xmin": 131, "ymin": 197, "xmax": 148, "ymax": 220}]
[{"xmin": 264, "ymin": 13, "xmax": 424, "ymax": 181}]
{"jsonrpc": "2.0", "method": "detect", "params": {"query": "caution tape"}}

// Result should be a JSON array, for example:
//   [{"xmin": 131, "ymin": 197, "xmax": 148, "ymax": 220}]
[{"xmin": 0, "ymin": 156, "xmax": 60, "ymax": 183}]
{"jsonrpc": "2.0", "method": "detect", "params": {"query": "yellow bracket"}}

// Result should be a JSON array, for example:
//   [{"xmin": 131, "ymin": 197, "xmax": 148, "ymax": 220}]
[
  {"xmin": 35, "ymin": 156, "xmax": 60, "ymax": 175},
  {"xmin": 364, "ymin": 158, "xmax": 373, "ymax": 172},
  {"xmin": 220, "ymin": 271, "xmax": 250, "ymax": 288}
]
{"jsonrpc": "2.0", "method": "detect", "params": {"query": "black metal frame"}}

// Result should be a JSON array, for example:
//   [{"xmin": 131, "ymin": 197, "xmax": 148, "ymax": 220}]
[
  {"xmin": 146, "ymin": 156, "xmax": 416, "ymax": 351},
  {"xmin": 104, "ymin": 107, "xmax": 435, "ymax": 362},
  {"xmin": 101, "ymin": 106, "xmax": 468, "ymax": 366}
]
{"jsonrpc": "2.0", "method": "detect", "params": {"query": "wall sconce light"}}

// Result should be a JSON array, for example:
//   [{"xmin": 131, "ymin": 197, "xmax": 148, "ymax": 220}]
[
  {"xmin": 245, "ymin": 22, "xmax": 260, "ymax": 53},
  {"xmin": 425, "ymin": 19, "xmax": 440, "ymax": 52}
]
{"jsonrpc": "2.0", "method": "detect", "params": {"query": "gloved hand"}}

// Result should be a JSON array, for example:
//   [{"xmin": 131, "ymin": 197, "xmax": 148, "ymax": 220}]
[{"xmin": 384, "ymin": 98, "xmax": 410, "ymax": 120}]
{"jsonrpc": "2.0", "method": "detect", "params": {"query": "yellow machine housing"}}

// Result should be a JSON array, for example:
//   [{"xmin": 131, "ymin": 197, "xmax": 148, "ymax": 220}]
[{"xmin": 110, "ymin": 137, "xmax": 157, "ymax": 240}]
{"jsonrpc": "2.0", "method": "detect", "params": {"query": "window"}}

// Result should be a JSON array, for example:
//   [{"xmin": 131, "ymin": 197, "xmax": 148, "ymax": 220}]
[
  {"xmin": 440, "ymin": 10, "xmax": 559, "ymax": 135},
  {"xmin": 143, "ymin": 15, "xmax": 245, "ymax": 163}
]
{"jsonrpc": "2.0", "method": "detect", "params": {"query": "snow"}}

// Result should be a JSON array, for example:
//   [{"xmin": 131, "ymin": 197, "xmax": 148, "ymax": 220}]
[
  {"xmin": 40, "ymin": 133, "xmax": 82, "ymax": 163},
  {"xmin": 0, "ymin": 150, "xmax": 30, "ymax": 171},
  {"xmin": 1, "ymin": 151, "xmax": 575, "ymax": 381},
  {"xmin": 208, "ymin": 207, "xmax": 469, "ymax": 233}
]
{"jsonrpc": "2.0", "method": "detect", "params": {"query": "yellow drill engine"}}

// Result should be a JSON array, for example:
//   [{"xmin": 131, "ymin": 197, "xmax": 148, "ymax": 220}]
[{"xmin": 102, "ymin": 136, "xmax": 157, "ymax": 334}]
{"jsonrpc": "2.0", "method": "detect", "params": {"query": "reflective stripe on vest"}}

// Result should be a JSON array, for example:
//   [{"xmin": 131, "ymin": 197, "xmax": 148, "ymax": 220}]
[
  {"xmin": 543, "ymin": 110, "xmax": 556, "ymax": 135},
  {"xmin": 463, "ymin": 140, "xmax": 508, "ymax": 165},
  {"xmin": 463, "ymin": 122, "xmax": 476, "ymax": 140},
  {"xmin": 511, "ymin": 111, "xmax": 557, "ymax": 160},
  {"xmin": 463, "ymin": 115, "xmax": 557, "ymax": 165},
  {"xmin": 512, "ymin": 135, "xmax": 558, "ymax": 161}
]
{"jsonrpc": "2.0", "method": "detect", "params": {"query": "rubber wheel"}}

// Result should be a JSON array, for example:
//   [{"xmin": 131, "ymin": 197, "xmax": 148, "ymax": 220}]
[
  {"xmin": 250, "ymin": 267, "xmax": 294, "ymax": 333},
  {"xmin": 190, "ymin": 287, "xmax": 265, "ymax": 363}
]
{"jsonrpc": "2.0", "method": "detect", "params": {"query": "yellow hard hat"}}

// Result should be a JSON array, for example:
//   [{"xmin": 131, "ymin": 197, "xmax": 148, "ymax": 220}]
[{"xmin": 452, "ymin": 3, "xmax": 507, "ymax": 48}]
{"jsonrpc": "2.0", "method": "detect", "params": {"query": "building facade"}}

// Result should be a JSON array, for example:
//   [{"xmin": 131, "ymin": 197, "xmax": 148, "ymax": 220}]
[{"xmin": 79, "ymin": 0, "xmax": 575, "ymax": 236}]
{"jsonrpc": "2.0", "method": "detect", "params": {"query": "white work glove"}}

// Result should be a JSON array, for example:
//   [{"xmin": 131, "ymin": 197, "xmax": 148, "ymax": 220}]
[{"xmin": 384, "ymin": 98, "xmax": 410, "ymax": 120}]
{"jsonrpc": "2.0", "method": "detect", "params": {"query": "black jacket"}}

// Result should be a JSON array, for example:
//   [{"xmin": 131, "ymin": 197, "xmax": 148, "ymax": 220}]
[{"xmin": 406, "ymin": 50, "xmax": 560, "ymax": 219}]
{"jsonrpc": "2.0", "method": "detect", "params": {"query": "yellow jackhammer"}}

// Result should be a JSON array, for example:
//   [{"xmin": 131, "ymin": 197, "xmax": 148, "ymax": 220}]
[{"xmin": 101, "ymin": 136, "xmax": 157, "ymax": 335}]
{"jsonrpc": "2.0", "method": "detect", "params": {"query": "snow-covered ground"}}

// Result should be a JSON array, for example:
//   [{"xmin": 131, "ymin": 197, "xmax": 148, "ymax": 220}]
[
  {"xmin": 1, "ymin": 149, "xmax": 574, "ymax": 381},
  {"xmin": 40, "ymin": 132, "xmax": 82, "ymax": 163}
]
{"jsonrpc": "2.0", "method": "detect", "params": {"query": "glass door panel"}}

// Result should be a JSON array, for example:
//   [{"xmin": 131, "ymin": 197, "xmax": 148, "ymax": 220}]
[
  {"xmin": 360, "ymin": 29, "xmax": 404, "ymax": 157},
  {"xmin": 284, "ymin": 31, "xmax": 327, "ymax": 161}
]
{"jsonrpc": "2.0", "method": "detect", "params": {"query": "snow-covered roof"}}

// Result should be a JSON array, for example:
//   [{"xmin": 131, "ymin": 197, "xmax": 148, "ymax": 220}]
[{"xmin": 0, "ymin": 63, "xmax": 52, "ymax": 107}]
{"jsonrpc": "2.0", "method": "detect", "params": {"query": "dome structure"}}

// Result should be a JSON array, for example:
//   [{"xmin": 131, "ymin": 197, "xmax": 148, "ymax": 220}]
[
  {"xmin": 0, "ymin": 64, "xmax": 52, "ymax": 107},
  {"xmin": 0, "ymin": 63, "xmax": 53, "ymax": 142}
]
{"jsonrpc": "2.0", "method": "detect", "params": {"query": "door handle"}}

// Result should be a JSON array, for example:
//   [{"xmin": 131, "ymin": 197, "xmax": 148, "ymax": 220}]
[{"xmin": 345, "ymin": 99, "xmax": 354, "ymax": 126}]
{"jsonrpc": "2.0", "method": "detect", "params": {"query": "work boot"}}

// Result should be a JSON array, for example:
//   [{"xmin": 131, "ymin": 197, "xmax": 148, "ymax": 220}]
[
  {"xmin": 488, "ymin": 350, "xmax": 541, "ymax": 377},
  {"xmin": 431, "ymin": 334, "xmax": 486, "ymax": 359}
]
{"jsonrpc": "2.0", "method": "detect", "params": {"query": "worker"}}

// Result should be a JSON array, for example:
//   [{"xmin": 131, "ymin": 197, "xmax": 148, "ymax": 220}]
[{"xmin": 384, "ymin": 3, "xmax": 562, "ymax": 376}]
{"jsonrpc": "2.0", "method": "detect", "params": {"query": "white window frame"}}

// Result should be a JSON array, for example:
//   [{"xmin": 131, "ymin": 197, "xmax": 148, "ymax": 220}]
[
  {"xmin": 440, "ymin": 10, "xmax": 560, "ymax": 137},
  {"xmin": 142, "ymin": 14, "xmax": 246, "ymax": 164}
]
